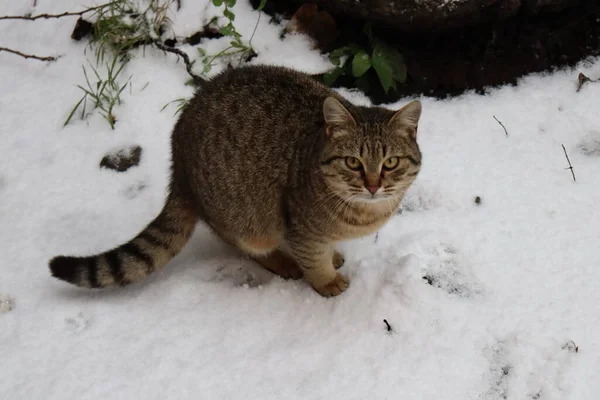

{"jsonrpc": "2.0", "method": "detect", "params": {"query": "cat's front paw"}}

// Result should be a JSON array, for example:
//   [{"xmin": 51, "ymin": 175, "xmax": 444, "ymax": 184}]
[
  {"xmin": 312, "ymin": 273, "xmax": 349, "ymax": 297},
  {"xmin": 332, "ymin": 251, "xmax": 345, "ymax": 269}
]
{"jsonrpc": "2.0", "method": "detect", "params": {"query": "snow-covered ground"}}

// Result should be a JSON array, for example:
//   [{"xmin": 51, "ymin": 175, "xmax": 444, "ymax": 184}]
[{"xmin": 1, "ymin": 1, "xmax": 600, "ymax": 399}]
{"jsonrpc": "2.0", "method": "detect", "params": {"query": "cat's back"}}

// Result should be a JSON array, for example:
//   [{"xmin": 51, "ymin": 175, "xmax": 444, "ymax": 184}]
[
  {"xmin": 171, "ymin": 65, "xmax": 333, "ymax": 221},
  {"xmin": 185, "ymin": 65, "xmax": 333, "ymax": 128},
  {"xmin": 174, "ymin": 65, "xmax": 335, "ymax": 168},
  {"xmin": 199, "ymin": 65, "xmax": 331, "ymax": 106}
]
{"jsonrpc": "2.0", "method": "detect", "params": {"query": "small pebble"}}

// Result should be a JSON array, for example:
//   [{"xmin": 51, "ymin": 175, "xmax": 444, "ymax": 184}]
[
  {"xmin": 0, "ymin": 294, "xmax": 14, "ymax": 313},
  {"xmin": 475, "ymin": 196, "xmax": 482, "ymax": 205},
  {"xmin": 100, "ymin": 145, "xmax": 142, "ymax": 172}
]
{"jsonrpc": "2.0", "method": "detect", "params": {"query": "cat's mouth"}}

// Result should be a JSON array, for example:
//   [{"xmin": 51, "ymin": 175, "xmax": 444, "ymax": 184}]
[{"xmin": 353, "ymin": 193, "xmax": 392, "ymax": 203}]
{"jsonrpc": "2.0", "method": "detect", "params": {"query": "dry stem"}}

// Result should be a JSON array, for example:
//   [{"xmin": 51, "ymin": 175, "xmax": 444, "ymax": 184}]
[{"xmin": 0, "ymin": 47, "xmax": 58, "ymax": 61}]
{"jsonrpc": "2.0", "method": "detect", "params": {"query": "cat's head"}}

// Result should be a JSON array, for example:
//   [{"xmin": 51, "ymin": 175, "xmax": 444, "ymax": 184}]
[{"xmin": 319, "ymin": 97, "xmax": 422, "ymax": 204}]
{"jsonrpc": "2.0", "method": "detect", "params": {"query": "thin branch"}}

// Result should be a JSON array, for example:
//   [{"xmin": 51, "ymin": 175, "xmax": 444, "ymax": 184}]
[
  {"xmin": 176, "ymin": 0, "xmax": 181, "ymax": 11},
  {"xmin": 0, "ymin": 47, "xmax": 58, "ymax": 61},
  {"xmin": 383, "ymin": 319, "xmax": 393, "ymax": 333},
  {"xmin": 561, "ymin": 144, "xmax": 576, "ymax": 182},
  {"xmin": 493, "ymin": 115, "xmax": 509, "ymax": 136},
  {"xmin": 0, "ymin": 2, "xmax": 113, "ymax": 21},
  {"xmin": 154, "ymin": 41, "xmax": 205, "ymax": 85}
]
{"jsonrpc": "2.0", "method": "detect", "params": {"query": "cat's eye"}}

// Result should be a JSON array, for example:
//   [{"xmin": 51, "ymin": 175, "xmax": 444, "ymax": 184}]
[
  {"xmin": 383, "ymin": 157, "xmax": 400, "ymax": 170},
  {"xmin": 345, "ymin": 157, "xmax": 362, "ymax": 170}
]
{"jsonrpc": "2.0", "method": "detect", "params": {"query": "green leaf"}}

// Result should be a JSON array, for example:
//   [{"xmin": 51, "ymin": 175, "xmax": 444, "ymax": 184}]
[
  {"xmin": 223, "ymin": 8, "xmax": 235, "ymax": 21},
  {"xmin": 323, "ymin": 68, "xmax": 343, "ymax": 86},
  {"xmin": 351, "ymin": 50, "xmax": 371, "ymax": 77},
  {"xmin": 230, "ymin": 40, "xmax": 246, "ymax": 49},
  {"xmin": 329, "ymin": 46, "xmax": 350, "ymax": 61},
  {"xmin": 371, "ymin": 43, "xmax": 394, "ymax": 92},
  {"xmin": 212, "ymin": 0, "xmax": 223, "ymax": 6},
  {"xmin": 329, "ymin": 55, "xmax": 341, "ymax": 67},
  {"xmin": 224, "ymin": 0, "xmax": 236, "ymax": 7},
  {"xmin": 197, "ymin": 47, "xmax": 206, "ymax": 56},
  {"xmin": 258, "ymin": 0, "xmax": 268, "ymax": 11},
  {"xmin": 64, "ymin": 96, "xmax": 86, "ymax": 127},
  {"xmin": 220, "ymin": 25, "xmax": 235, "ymax": 36},
  {"xmin": 329, "ymin": 44, "xmax": 360, "ymax": 67}
]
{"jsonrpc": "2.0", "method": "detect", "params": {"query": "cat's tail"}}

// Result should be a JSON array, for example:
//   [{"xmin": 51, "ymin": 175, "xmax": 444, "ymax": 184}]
[{"xmin": 48, "ymin": 186, "xmax": 197, "ymax": 288}]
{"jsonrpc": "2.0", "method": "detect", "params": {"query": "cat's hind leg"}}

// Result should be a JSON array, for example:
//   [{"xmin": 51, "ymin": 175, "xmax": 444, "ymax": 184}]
[
  {"xmin": 332, "ymin": 250, "xmax": 345, "ymax": 269},
  {"xmin": 237, "ymin": 236, "xmax": 303, "ymax": 280}
]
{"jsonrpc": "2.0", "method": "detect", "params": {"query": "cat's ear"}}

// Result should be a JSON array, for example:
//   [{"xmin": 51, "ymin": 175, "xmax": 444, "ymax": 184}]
[
  {"xmin": 323, "ymin": 97, "xmax": 355, "ymax": 136},
  {"xmin": 389, "ymin": 100, "xmax": 422, "ymax": 139}
]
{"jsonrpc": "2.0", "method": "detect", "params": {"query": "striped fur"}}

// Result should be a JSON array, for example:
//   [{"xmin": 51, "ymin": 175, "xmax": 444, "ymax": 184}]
[
  {"xmin": 48, "ymin": 65, "xmax": 422, "ymax": 297},
  {"xmin": 49, "ymin": 191, "xmax": 196, "ymax": 288}
]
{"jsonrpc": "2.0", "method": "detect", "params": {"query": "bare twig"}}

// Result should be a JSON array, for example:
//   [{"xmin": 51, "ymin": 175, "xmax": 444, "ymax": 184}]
[
  {"xmin": 383, "ymin": 319, "xmax": 393, "ymax": 333},
  {"xmin": 176, "ymin": 0, "xmax": 181, "ymax": 10},
  {"xmin": 0, "ymin": 2, "xmax": 112, "ymax": 21},
  {"xmin": 493, "ymin": 115, "xmax": 508, "ymax": 136},
  {"xmin": 561, "ymin": 144, "xmax": 576, "ymax": 182},
  {"xmin": 154, "ymin": 41, "xmax": 205, "ymax": 85},
  {"xmin": 0, "ymin": 47, "xmax": 58, "ymax": 61}
]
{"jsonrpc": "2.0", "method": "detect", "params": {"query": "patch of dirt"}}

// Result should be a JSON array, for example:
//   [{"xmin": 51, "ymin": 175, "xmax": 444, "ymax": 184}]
[{"xmin": 255, "ymin": 0, "xmax": 600, "ymax": 103}]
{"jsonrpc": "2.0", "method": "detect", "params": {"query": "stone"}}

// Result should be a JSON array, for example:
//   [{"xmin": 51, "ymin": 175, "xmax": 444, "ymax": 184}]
[{"xmin": 100, "ymin": 145, "xmax": 142, "ymax": 172}]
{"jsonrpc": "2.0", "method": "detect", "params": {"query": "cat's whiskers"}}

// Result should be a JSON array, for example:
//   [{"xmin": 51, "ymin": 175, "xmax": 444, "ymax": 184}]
[
  {"xmin": 335, "ymin": 194, "xmax": 358, "ymax": 225},
  {"xmin": 313, "ymin": 187, "xmax": 352, "ymax": 228}
]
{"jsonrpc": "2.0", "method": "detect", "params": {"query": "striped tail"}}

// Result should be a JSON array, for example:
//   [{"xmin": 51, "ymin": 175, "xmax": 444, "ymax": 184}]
[{"xmin": 49, "ymin": 188, "xmax": 197, "ymax": 288}]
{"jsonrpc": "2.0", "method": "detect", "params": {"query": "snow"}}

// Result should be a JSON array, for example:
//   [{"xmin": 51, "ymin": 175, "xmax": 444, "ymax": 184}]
[{"xmin": 1, "ymin": 0, "xmax": 600, "ymax": 399}]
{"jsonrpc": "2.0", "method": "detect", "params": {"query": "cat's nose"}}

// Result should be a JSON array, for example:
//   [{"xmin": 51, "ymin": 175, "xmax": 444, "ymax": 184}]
[{"xmin": 366, "ymin": 185, "xmax": 380, "ymax": 195}]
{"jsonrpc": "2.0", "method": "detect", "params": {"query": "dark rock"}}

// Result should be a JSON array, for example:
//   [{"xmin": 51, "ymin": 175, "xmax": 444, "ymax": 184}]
[
  {"xmin": 185, "ymin": 24, "xmax": 224, "ymax": 46},
  {"xmin": 100, "ymin": 145, "xmax": 142, "ymax": 172},
  {"xmin": 71, "ymin": 18, "xmax": 93, "ymax": 41}
]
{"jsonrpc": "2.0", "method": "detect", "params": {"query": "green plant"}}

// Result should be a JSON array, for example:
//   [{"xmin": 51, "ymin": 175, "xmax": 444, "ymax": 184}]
[
  {"xmin": 199, "ymin": 0, "xmax": 267, "ymax": 73},
  {"xmin": 65, "ymin": 0, "xmax": 177, "ymax": 128},
  {"xmin": 324, "ymin": 23, "xmax": 407, "ymax": 94},
  {"xmin": 64, "ymin": 54, "xmax": 132, "ymax": 129},
  {"xmin": 89, "ymin": 0, "xmax": 175, "ymax": 62},
  {"xmin": 160, "ymin": 97, "xmax": 188, "ymax": 116}
]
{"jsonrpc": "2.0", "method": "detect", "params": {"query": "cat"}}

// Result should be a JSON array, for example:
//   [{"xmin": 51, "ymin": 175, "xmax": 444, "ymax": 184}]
[{"xmin": 49, "ymin": 65, "xmax": 422, "ymax": 297}]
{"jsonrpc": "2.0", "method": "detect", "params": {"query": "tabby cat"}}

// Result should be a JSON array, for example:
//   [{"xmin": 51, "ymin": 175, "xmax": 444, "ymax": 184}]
[{"xmin": 49, "ymin": 65, "xmax": 422, "ymax": 297}]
